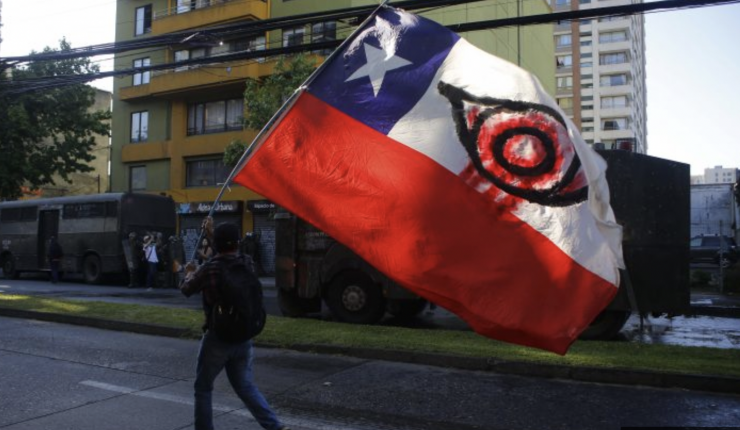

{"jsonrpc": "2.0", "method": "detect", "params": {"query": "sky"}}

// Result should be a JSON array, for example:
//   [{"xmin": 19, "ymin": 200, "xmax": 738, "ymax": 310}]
[{"xmin": 1, "ymin": 0, "xmax": 739, "ymax": 175}]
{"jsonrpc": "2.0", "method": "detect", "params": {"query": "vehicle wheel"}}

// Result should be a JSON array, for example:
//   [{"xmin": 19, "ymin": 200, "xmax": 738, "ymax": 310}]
[
  {"xmin": 278, "ymin": 288, "xmax": 321, "ymax": 317},
  {"xmin": 83, "ymin": 255, "xmax": 103, "ymax": 284},
  {"xmin": 386, "ymin": 299, "xmax": 428, "ymax": 320},
  {"xmin": 579, "ymin": 309, "xmax": 631, "ymax": 340},
  {"xmin": 325, "ymin": 270, "xmax": 386, "ymax": 324},
  {"xmin": 2, "ymin": 256, "xmax": 19, "ymax": 280}
]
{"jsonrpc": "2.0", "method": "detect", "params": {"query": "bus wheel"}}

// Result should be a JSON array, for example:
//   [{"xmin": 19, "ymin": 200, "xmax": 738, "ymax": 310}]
[
  {"xmin": 83, "ymin": 255, "xmax": 103, "ymax": 284},
  {"xmin": 387, "ymin": 299, "xmax": 428, "ymax": 320},
  {"xmin": 278, "ymin": 288, "xmax": 321, "ymax": 317},
  {"xmin": 2, "ymin": 256, "xmax": 19, "ymax": 280},
  {"xmin": 326, "ymin": 270, "xmax": 386, "ymax": 325},
  {"xmin": 579, "ymin": 309, "xmax": 631, "ymax": 340}
]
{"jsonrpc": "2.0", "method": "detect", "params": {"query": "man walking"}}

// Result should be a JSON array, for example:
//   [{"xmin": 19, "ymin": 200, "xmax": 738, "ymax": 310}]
[
  {"xmin": 143, "ymin": 234, "xmax": 158, "ymax": 290},
  {"xmin": 180, "ymin": 219, "xmax": 289, "ymax": 430},
  {"xmin": 47, "ymin": 236, "xmax": 63, "ymax": 284}
]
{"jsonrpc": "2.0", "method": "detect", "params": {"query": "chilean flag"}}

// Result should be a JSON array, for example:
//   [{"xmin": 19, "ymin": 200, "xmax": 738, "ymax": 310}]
[{"xmin": 234, "ymin": 7, "xmax": 624, "ymax": 354}]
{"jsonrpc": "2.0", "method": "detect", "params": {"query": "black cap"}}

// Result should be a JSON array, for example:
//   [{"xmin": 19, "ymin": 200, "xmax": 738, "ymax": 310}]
[{"xmin": 213, "ymin": 222, "xmax": 240, "ymax": 253}]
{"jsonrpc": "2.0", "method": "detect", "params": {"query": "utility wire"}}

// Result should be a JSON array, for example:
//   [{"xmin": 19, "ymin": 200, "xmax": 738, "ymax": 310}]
[
  {"xmin": 0, "ymin": 0, "xmax": 487, "ymax": 65},
  {"xmin": 2, "ymin": 0, "xmax": 739, "ymax": 95}
]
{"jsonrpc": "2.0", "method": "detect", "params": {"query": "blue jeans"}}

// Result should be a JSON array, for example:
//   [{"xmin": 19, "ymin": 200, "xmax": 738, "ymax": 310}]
[
  {"xmin": 194, "ymin": 331, "xmax": 283, "ymax": 430},
  {"xmin": 146, "ymin": 262, "xmax": 157, "ymax": 288}
]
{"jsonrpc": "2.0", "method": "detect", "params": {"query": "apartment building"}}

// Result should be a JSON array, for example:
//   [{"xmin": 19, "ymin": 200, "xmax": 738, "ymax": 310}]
[
  {"xmin": 552, "ymin": 0, "xmax": 647, "ymax": 153},
  {"xmin": 691, "ymin": 166, "xmax": 740, "ymax": 185},
  {"xmin": 110, "ymin": 0, "xmax": 556, "ymax": 274}
]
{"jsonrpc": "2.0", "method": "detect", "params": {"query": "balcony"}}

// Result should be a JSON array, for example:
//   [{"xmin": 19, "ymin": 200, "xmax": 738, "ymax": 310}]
[
  {"xmin": 119, "ymin": 58, "xmax": 275, "ymax": 101},
  {"xmin": 152, "ymin": 0, "xmax": 268, "ymax": 35}
]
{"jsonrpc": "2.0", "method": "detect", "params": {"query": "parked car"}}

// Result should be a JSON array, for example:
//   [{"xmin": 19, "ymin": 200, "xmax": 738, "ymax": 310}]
[{"xmin": 690, "ymin": 235, "xmax": 739, "ymax": 268}]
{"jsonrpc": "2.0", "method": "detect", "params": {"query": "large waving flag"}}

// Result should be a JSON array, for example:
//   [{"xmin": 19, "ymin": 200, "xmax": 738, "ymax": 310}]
[{"xmin": 234, "ymin": 7, "xmax": 623, "ymax": 354}]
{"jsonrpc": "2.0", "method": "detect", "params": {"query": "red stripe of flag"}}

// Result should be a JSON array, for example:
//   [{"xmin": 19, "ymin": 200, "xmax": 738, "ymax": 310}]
[{"xmin": 235, "ymin": 92, "xmax": 617, "ymax": 354}]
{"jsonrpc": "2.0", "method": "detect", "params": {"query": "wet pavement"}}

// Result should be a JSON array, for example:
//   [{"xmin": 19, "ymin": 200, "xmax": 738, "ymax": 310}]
[{"xmin": 1, "ymin": 275, "xmax": 739, "ymax": 350}]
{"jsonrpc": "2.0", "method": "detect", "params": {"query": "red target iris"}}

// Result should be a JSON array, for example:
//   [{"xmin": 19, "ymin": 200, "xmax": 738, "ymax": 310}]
[{"xmin": 439, "ymin": 82, "xmax": 588, "ymax": 207}]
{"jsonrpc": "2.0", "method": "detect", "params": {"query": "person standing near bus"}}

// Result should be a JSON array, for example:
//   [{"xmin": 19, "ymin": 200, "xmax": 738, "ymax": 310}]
[
  {"xmin": 47, "ymin": 236, "xmax": 63, "ymax": 284},
  {"xmin": 143, "ymin": 235, "xmax": 159, "ymax": 290}
]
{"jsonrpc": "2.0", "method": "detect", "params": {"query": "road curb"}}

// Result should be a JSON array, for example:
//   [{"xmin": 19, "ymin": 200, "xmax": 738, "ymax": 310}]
[
  {"xmin": 279, "ymin": 343, "xmax": 740, "ymax": 395},
  {"xmin": 0, "ymin": 308, "xmax": 193, "ymax": 339},
  {"xmin": 2, "ymin": 307, "xmax": 739, "ymax": 396}
]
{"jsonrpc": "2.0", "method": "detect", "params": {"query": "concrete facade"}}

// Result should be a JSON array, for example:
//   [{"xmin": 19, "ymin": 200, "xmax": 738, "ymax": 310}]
[
  {"xmin": 552, "ymin": 0, "xmax": 647, "ymax": 153},
  {"xmin": 690, "ymin": 183, "xmax": 738, "ymax": 239},
  {"xmin": 691, "ymin": 165, "xmax": 740, "ymax": 185}
]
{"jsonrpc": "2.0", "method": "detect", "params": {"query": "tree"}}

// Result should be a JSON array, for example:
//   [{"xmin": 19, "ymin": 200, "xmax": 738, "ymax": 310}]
[
  {"xmin": 0, "ymin": 39, "xmax": 111, "ymax": 200},
  {"xmin": 223, "ymin": 54, "xmax": 316, "ymax": 167}
]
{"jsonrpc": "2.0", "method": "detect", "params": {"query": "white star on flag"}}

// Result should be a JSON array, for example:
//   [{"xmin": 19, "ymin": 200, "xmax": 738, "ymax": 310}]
[{"xmin": 345, "ymin": 43, "xmax": 412, "ymax": 97}]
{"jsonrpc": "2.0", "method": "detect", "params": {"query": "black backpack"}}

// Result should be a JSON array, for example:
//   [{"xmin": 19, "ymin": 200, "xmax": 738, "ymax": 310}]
[{"xmin": 209, "ymin": 255, "xmax": 266, "ymax": 343}]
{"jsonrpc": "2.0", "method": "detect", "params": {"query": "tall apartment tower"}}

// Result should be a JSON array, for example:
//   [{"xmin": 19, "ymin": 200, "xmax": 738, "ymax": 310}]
[{"xmin": 552, "ymin": 0, "xmax": 647, "ymax": 153}]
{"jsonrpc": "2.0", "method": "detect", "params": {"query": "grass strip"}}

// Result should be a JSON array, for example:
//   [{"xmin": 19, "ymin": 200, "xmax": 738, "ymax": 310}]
[{"xmin": 1, "ymin": 293, "xmax": 739, "ymax": 378}]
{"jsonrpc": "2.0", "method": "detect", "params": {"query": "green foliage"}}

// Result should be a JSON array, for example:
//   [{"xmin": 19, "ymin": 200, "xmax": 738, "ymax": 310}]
[
  {"xmin": 243, "ymin": 53, "xmax": 317, "ymax": 130},
  {"xmin": 0, "ymin": 39, "xmax": 111, "ymax": 200},
  {"xmin": 223, "ymin": 139, "xmax": 249, "ymax": 167}
]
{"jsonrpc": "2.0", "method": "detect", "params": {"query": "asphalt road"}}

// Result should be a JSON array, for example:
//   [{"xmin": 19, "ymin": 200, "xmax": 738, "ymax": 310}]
[{"xmin": 1, "ymin": 316, "xmax": 739, "ymax": 430}]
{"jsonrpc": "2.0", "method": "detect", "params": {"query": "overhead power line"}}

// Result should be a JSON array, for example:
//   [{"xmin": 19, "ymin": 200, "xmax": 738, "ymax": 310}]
[
  {"xmin": 0, "ymin": 0, "xmax": 487, "ymax": 65},
  {"xmin": 1, "ymin": 0, "xmax": 738, "ymax": 95}
]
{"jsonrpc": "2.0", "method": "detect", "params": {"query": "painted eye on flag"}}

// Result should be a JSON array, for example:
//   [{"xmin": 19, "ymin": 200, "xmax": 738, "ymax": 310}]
[{"xmin": 438, "ymin": 82, "xmax": 588, "ymax": 207}]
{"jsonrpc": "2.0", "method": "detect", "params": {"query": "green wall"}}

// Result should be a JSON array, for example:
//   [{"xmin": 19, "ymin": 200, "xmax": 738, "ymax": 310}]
[{"xmin": 269, "ymin": 0, "xmax": 555, "ymax": 94}]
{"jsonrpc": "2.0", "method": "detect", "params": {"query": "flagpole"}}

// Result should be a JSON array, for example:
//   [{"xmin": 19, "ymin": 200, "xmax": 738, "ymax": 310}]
[{"xmin": 187, "ymin": 1, "xmax": 390, "ymax": 263}]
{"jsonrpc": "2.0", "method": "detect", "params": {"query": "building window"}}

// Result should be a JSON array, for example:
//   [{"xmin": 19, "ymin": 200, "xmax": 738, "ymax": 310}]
[
  {"xmin": 600, "ymin": 52, "xmax": 628, "ymax": 65},
  {"xmin": 555, "ymin": 34, "xmax": 572, "ymax": 48},
  {"xmin": 135, "ymin": 5, "xmax": 152, "ymax": 36},
  {"xmin": 283, "ymin": 26, "xmax": 305, "ymax": 47},
  {"xmin": 133, "ymin": 58, "xmax": 150, "ymax": 85},
  {"xmin": 186, "ymin": 158, "xmax": 230, "ymax": 188},
  {"xmin": 555, "ymin": 0, "xmax": 570, "ymax": 5},
  {"xmin": 556, "ymin": 76, "xmax": 573, "ymax": 90},
  {"xmin": 557, "ymin": 97, "xmax": 573, "ymax": 110},
  {"xmin": 599, "ymin": 31, "xmax": 627, "ymax": 44},
  {"xmin": 130, "ymin": 166, "xmax": 147, "ymax": 191},
  {"xmin": 174, "ymin": 49, "xmax": 190, "ymax": 71},
  {"xmin": 580, "ymin": 40, "xmax": 592, "ymax": 47},
  {"xmin": 231, "ymin": 35, "xmax": 266, "ymax": 62},
  {"xmin": 556, "ymin": 55, "xmax": 572, "ymax": 69},
  {"xmin": 601, "ymin": 95, "xmax": 628, "ymax": 109},
  {"xmin": 602, "ymin": 117, "xmax": 628, "ymax": 131},
  {"xmin": 131, "ymin": 111, "xmax": 149, "ymax": 143},
  {"xmin": 580, "ymin": 61, "xmax": 592, "ymax": 69},
  {"xmin": 311, "ymin": 21, "xmax": 336, "ymax": 55},
  {"xmin": 187, "ymin": 98, "xmax": 244, "ymax": 135},
  {"xmin": 600, "ymin": 73, "xmax": 628, "ymax": 87},
  {"xmin": 599, "ymin": 16, "xmax": 625, "ymax": 23}
]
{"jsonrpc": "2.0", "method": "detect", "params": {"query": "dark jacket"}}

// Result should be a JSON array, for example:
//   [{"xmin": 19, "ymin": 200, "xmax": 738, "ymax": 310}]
[
  {"xmin": 47, "ymin": 240, "xmax": 63, "ymax": 261},
  {"xmin": 179, "ymin": 253, "xmax": 255, "ymax": 331}
]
